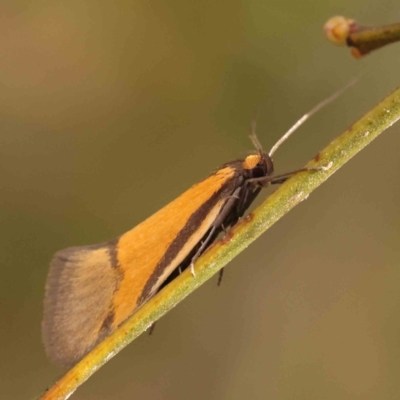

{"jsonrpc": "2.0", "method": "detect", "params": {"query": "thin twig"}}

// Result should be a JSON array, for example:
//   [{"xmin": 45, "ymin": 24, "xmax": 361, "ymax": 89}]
[
  {"xmin": 38, "ymin": 85, "xmax": 400, "ymax": 400},
  {"xmin": 324, "ymin": 16, "xmax": 400, "ymax": 58}
]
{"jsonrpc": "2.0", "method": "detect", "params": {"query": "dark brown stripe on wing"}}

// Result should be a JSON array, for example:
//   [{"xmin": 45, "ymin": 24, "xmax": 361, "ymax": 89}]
[
  {"xmin": 138, "ymin": 175, "xmax": 241, "ymax": 304},
  {"xmin": 98, "ymin": 309, "xmax": 115, "ymax": 337},
  {"xmin": 106, "ymin": 237, "xmax": 120, "ymax": 269},
  {"xmin": 100, "ymin": 239, "xmax": 124, "ymax": 320},
  {"xmin": 79, "ymin": 238, "xmax": 121, "ymax": 353},
  {"xmin": 106, "ymin": 238, "xmax": 125, "ymax": 295}
]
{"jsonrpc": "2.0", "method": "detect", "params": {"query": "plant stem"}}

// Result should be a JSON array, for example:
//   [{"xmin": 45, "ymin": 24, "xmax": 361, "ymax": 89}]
[
  {"xmin": 324, "ymin": 16, "xmax": 400, "ymax": 57},
  {"xmin": 38, "ymin": 86, "xmax": 400, "ymax": 400}
]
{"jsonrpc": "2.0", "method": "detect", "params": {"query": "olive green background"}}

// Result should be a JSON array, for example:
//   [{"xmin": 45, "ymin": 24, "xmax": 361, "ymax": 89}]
[{"xmin": 1, "ymin": 1, "xmax": 400, "ymax": 399}]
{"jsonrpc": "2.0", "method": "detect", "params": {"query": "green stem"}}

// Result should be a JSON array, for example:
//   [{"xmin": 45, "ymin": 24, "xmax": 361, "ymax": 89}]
[{"xmin": 39, "ymin": 86, "xmax": 400, "ymax": 400}]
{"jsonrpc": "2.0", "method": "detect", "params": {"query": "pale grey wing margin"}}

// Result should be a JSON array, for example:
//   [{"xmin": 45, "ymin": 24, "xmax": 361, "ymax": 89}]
[{"xmin": 42, "ymin": 242, "xmax": 121, "ymax": 367}]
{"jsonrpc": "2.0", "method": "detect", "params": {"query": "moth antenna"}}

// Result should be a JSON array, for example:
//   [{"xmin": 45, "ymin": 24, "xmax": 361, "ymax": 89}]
[
  {"xmin": 249, "ymin": 118, "xmax": 264, "ymax": 155},
  {"xmin": 268, "ymin": 79, "xmax": 357, "ymax": 157}
]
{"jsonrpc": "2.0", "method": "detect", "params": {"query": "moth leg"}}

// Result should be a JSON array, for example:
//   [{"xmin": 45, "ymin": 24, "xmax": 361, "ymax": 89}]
[
  {"xmin": 217, "ymin": 268, "xmax": 224, "ymax": 286},
  {"xmin": 190, "ymin": 187, "xmax": 242, "ymax": 276},
  {"xmin": 271, "ymin": 166, "xmax": 327, "ymax": 184},
  {"xmin": 236, "ymin": 182, "xmax": 262, "ymax": 218},
  {"xmin": 215, "ymin": 167, "xmax": 324, "ymax": 281},
  {"xmin": 247, "ymin": 167, "xmax": 324, "ymax": 188},
  {"xmin": 218, "ymin": 183, "xmax": 265, "ymax": 285},
  {"xmin": 148, "ymin": 322, "xmax": 156, "ymax": 336},
  {"xmin": 270, "ymin": 177, "xmax": 288, "ymax": 185},
  {"xmin": 270, "ymin": 167, "xmax": 312, "ymax": 184}
]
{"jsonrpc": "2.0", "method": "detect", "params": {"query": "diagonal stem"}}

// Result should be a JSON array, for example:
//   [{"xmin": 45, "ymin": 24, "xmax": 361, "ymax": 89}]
[{"xmin": 38, "ymin": 85, "xmax": 400, "ymax": 400}]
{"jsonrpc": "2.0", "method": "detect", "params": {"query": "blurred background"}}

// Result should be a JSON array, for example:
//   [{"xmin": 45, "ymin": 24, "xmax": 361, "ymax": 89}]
[{"xmin": 1, "ymin": 1, "xmax": 400, "ymax": 399}]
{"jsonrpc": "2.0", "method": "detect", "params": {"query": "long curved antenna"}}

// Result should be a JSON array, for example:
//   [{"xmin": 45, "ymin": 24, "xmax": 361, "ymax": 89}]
[{"xmin": 268, "ymin": 79, "xmax": 357, "ymax": 157}]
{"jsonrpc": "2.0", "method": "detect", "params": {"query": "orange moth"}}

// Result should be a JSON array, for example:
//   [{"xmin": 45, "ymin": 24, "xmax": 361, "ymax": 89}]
[{"xmin": 43, "ymin": 86, "xmax": 348, "ymax": 367}]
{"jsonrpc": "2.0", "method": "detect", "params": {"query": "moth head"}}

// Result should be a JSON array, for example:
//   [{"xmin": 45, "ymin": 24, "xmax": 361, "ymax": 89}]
[{"xmin": 242, "ymin": 152, "xmax": 274, "ymax": 179}]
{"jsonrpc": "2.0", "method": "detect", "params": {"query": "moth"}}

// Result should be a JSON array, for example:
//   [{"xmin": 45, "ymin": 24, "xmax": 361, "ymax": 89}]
[{"xmin": 43, "ymin": 86, "xmax": 346, "ymax": 367}]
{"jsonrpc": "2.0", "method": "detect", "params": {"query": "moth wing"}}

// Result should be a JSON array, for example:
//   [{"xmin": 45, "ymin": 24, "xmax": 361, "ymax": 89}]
[
  {"xmin": 42, "ymin": 243, "xmax": 120, "ymax": 366},
  {"xmin": 42, "ymin": 165, "xmax": 241, "ymax": 366}
]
